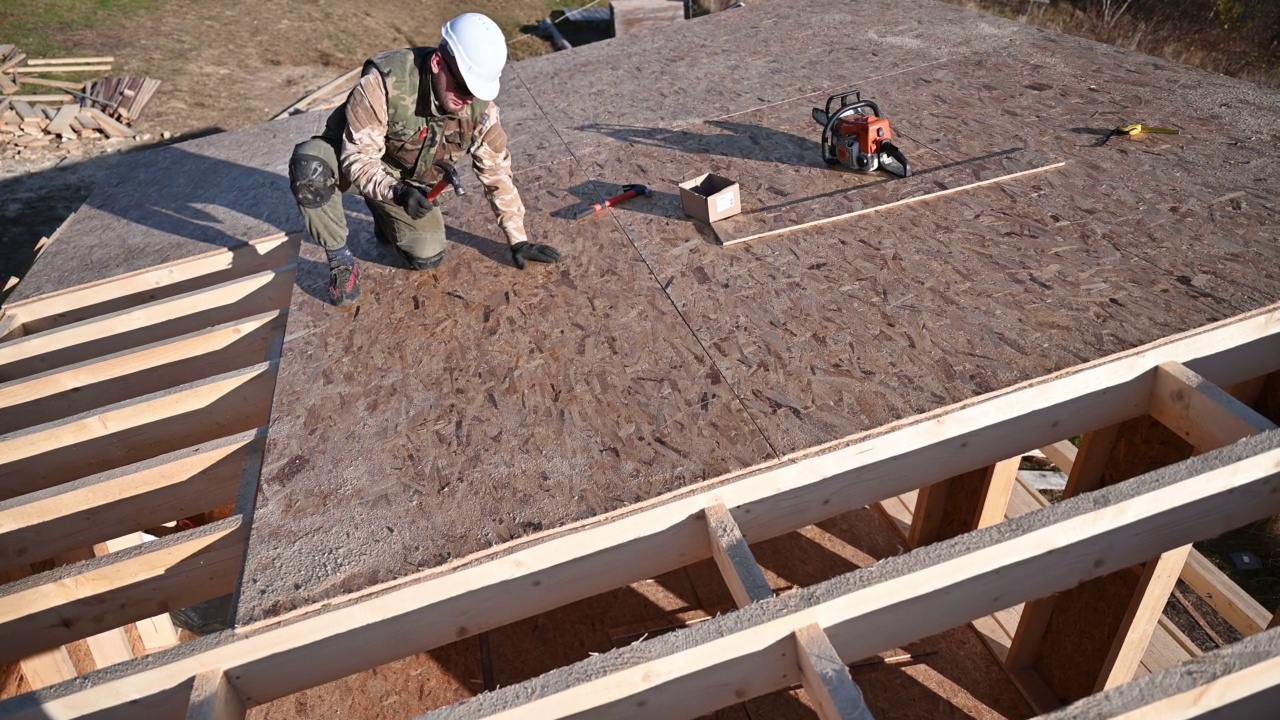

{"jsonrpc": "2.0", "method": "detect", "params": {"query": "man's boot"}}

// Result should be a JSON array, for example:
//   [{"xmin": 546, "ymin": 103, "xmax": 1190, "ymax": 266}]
[{"xmin": 326, "ymin": 246, "xmax": 361, "ymax": 306}]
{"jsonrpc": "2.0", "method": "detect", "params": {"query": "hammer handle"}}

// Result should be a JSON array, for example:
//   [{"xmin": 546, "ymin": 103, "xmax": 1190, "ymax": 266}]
[
  {"xmin": 579, "ymin": 188, "xmax": 641, "ymax": 218},
  {"xmin": 425, "ymin": 176, "xmax": 452, "ymax": 203}
]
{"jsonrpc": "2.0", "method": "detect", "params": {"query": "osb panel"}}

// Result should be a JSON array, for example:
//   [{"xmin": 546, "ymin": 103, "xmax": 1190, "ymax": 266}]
[
  {"xmin": 10, "ymin": 112, "xmax": 325, "ymax": 304},
  {"xmin": 236, "ymin": 158, "xmax": 774, "ymax": 622},
  {"xmin": 583, "ymin": 126, "xmax": 1233, "ymax": 454}
]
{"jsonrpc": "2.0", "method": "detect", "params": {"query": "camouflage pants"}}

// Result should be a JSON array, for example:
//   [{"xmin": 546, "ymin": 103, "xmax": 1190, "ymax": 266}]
[{"xmin": 288, "ymin": 137, "xmax": 446, "ymax": 264}]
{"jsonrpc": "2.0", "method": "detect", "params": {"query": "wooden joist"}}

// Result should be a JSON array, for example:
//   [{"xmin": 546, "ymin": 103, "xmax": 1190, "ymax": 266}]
[
  {"xmin": 794, "ymin": 624, "xmax": 875, "ymax": 720},
  {"xmin": 0, "ymin": 310, "xmax": 286, "ymax": 432},
  {"xmin": 0, "ymin": 516, "xmax": 248, "ymax": 664},
  {"xmin": 1036, "ymin": 628, "xmax": 1280, "ymax": 720},
  {"xmin": 2, "ymin": 304, "xmax": 1277, "ymax": 720},
  {"xmin": 705, "ymin": 502, "xmax": 773, "ymax": 608},
  {"xmin": 185, "ymin": 670, "xmax": 247, "ymax": 720},
  {"xmin": 0, "ymin": 431, "xmax": 262, "ymax": 572},
  {"xmin": 0, "ymin": 362, "xmax": 277, "ymax": 502},
  {"xmin": 0, "ymin": 233, "xmax": 295, "ymax": 337},
  {"xmin": 413, "ymin": 433, "xmax": 1280, "ymax": 720},
  {"xmin": 0, "ymin": 265, "xmax": 294, "ymax": 380},
  {"xmin": 907, "ymin": 456, "xmax": 1020, "ymax": 547}
]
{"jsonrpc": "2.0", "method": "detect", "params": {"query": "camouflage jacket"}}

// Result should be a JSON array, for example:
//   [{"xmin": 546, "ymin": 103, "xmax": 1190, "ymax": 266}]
[{"xmin": 321, "ymin": 47, "xmax": 527, "ymax": 246}]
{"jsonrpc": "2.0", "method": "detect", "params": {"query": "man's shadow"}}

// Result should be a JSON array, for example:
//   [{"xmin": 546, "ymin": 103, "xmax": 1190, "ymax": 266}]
[{"xmin": 576, "ymin": 119, "xmax": 826, "ymax": 168}]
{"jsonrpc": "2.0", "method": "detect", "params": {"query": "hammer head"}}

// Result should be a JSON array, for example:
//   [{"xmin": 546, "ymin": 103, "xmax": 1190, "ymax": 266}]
[
  {"xmin": 622, "ymin": 183, "xmax": 653, "ymax": 197},
  {"xmin": 436, "ymin": 161, "xmax": 465, "ymax": 197}
]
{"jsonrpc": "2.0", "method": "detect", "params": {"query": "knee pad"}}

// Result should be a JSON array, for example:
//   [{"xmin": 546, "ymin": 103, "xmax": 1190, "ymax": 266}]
[
  {"xmin": 400, "ymin": 248, "xmax": 445, "ymax": 271},
  {"xmin": 289, "ymin": 153, "xmax": 336, "ymax": 209}
]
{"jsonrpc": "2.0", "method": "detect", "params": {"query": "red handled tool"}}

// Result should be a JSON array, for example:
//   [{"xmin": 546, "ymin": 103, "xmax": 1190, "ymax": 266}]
[
  {"xmin": 425, "ymin": 161, "xmax": 465, "ymax": 202},
  {"xmin": 576, "ymin": 183, "xmax": 652, "ymax": 219}
]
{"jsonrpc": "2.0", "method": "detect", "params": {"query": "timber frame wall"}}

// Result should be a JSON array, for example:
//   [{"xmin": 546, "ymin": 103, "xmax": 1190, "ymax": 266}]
[{"xmin": 0, "ymin": 236, "xmax": 1278, "ymax": 719}]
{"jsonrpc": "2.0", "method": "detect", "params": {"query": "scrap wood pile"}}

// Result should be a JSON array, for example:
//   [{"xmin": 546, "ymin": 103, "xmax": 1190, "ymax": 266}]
[{"xmin": 0, "ymin": 44, "xmax": 161, "ymax": 156}]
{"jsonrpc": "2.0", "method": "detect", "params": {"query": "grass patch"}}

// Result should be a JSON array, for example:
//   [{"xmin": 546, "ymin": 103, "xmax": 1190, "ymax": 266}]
[{"xmin": 0, "ymin": 0, "xmax": 157, "ymax": 58}]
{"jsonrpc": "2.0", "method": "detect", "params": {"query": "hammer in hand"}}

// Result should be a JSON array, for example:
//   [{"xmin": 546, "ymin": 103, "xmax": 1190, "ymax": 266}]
[
  {"xmin": 577, "ymin": 183, "xmax": 652, "ymax": 219},
  {"xmin": 425, "ymin": 161, "xmax": 466, "ymax": 203}
]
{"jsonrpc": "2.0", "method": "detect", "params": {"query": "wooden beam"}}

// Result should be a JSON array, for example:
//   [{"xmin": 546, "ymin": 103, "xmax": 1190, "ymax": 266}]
[
  {"xmin": 1038, "ymin": 441, "xmax": 1077, "ymax": 471},
  {"xmin": 25, "ymin": 57, "xmax": 115, "ymax": 65},
  {"xmin": 0, "ymin": 310, "xmax": 286, "ymax": 433},
  {"xmin": 1182, "ymin": 551, "xmax": 1272, "ymax": 637},
  {"xmin": 402, "ymin": 433, "xmax": 1280, "ymax": 720},
  {"xmin": 1034, "ymin": 426, "xmax": 1271, "ymax": 641},
  {"xmin": 1035, "ymin": 629, "xmax": 1280, "ymax": 720},
  {"xmin": 16, "ymin": 66, "xmax": 114, "ymax": 74},
  {"xmin": 5, "ymin": 305, "xmax": 1280, "ymax": 719},
  {"xmin": 0, "ymin": 267, "xmax": 294, "ymax": 381},
  {"xmin": 794, "ymin": 624, "xmax": 874, "ymax": 720},
  {"xmin": 0, "ymin": 516, "xmax": 247, "ymax": 663},
  {"xmin": 705, "ymin": 503, "xmax": 773, "ymax": 608},
  {"xmin": 185, "ymin": 669, "xmax": 246, "ymax": 720},
  {"xmin": 17, "ymin": 648, "xmax": 76, "ymax": 690},
  {"xmin": 718, "ymin": 162, "xmax": 1066, "ymax": 246},
  {"xmin": 1094, "ymin": 544, "xmax": 1194, "ymax": 692},
  {"xmin": 1061, "ymin": 424, "xmax": 1120, "ymax": 496},
  {"xmin": 909, "ymin": 457, "xmax": 1020, "ymax": 547},
  {"xmin": 0, "ymin": 362, "xmax": 276, "ymax": 502},
  {"xmin": 3, "ymin": 234, "xmax": 294, "ymax": 336},
  {"xmin": 0, "ymin": 432, "xmax": 260, "ymax": 572},
  {"xmin": 1150, "ymin": 361, "xmax": 1278, "ymax": 452},
  {"xmin": 103, "ymin": 534, "xmax": 181, "ymax": 653}
]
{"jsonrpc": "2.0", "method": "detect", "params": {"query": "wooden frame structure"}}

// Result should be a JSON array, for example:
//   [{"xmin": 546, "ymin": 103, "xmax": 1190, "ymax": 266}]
[{"xmin": 0, "ymin": 235, "xmax": 1278, "ymax": 718}]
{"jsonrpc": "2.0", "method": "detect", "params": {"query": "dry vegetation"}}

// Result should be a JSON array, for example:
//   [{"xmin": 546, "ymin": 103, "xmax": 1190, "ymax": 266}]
[{"xmin": 945, "ymin": 0, "xmax": 1278, "ymax": 87}]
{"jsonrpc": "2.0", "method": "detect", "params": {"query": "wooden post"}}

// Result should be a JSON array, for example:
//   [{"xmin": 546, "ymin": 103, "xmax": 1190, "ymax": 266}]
[
  {"xmin": 705, "ymin": 502, "xmax": 772, "ymax": 608},
  {"xmin": 186, "ymin": 669, "xmax": 246, "ymax": 720},
  {"xmin": 794, "ymin": 624, "xmax": 875, "ymax": 720},
  {"xmin": 1008, "ymin": 363, "xmax": 1276, "ymax": 705},
  {"xmin": 908, "ymin": 457, "xmax": 1020, "ymax": 547}
]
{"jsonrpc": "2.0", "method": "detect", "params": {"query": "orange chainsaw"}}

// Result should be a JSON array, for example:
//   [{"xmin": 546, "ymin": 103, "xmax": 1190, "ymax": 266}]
[{"xmin": 812, "ymin": 91, "xmax": 912, "ymax": 178}]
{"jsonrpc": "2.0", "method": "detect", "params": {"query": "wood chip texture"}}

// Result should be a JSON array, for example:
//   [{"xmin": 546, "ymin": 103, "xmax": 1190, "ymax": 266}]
[{"xmin": 10, "ymin": 0, "xmax": 1279, "ymax": 626}]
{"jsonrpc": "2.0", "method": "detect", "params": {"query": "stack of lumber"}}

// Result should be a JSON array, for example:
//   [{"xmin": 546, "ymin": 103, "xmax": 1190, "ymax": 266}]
[{"xmin": 0, "ymin": 44, "xmax": 161, "ymax": 153}]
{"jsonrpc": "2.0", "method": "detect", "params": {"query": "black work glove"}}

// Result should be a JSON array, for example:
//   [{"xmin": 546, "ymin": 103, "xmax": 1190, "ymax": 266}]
[
  {"xmin": 510, "ymin": 241, "xmax": 562, "ymax": 270},
  {"xmin": 392, "ymin": 183, "xmax": 433, "ymax": 220}
]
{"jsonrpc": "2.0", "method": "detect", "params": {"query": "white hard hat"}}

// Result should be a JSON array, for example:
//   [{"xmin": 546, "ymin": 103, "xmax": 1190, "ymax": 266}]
[{"xmin": 441, "ymin": 13, "xmax": 507, "ymax": 101}]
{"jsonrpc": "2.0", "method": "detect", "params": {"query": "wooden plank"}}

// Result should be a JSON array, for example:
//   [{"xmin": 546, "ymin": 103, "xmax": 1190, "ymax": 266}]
[
  {"xmin": 909, "ymin": 457, "xmax": 1020, "ymax": 546},
  {"xmin": 1061, "ymin": 424, "xmax": 1121, "ymax": 496},
  {"xmin": 0, "ymin": 265, "xmax": 294, "ymax": 381},
  {"xmin": 1038, "ymin": 441, "xmax": 1078, "ymax": 471},
  {"xmin": 0, "ymin": 310, "xmax": 286, "ymax": 433},
  {"xmin": 1094, "ymin": 545, "xmax": 1194, "ymax": 691},
  {"xmin": 83, "ymin": 106, "xmax": 132, "ymax": 137},
  {"xmin": 0, "ymin": 516, "xmax": 247, "ymax": 663},
  {"xmin": 17, "ymin": 648, "xmax": 76, "ymax": 690},
  {"xmin": 705, "ymin": 503, "xmax": 773, "ymax": 608},
  {"xmin": 0, "ymin": 432, "xmax": 260, "ymax": 573},
  {"xmin": 794, "ymin": 624, "xmax": 874, "ymax": 720},
  {"xmin": 15, "ymin": 65, "xmax": 114, "ymax": 74},
  {"xmin": 10, "ymin": 100, "xmax": 38, "ymax": 122},
  {"xmin": 9, "ymin": 94, "xmax": 75, "ymax": 104},
  {"xmin": 272, "ymin": 67, "xmax": 359, "ymax": 119},
  {"xmin": 186, "ymin": 670, "xmax": 247, "ymax": 720},
  {"xmin": 105, "ymin": 533, "xmax": 180, "ymax": 652},
  {"xmin": 1035, "ymin": 630, "xmax": 1280, "ymax": 720},
  {"xmin": 1150, "ymin": 361, "xmax": 1278, "ymax": 452},
  {"xmin": 612, "ymin": 0, "xmax": 686, "ymax": 35},
  {"xmin": 0, "ymin": 52, "xmax": 26, "ymax": 73},
  {"xmin": 0, "ymin": 74, "xmax": 17, "ymax": 95},
  {"xmin": 5, "ymin": 307, "xmax": 1280, "ymax": 718},
  {"xmin": 1182, "ymin": 551, "xmax": 1272, "ymax": 637},
  {"xmin": 25, "ymin": 57, "xmax": 115, "ymax": 66},
  {"xmin": 0, "ymin": 362, "xmax": 276, "ymax": 502},
  {"xmin": 12, "ymin": 76, "xmax": 87, "ymax": 90},
  {"xmin": 717, "ymin": 162, "xmax": 1067, "ymax": 245},
  {"xmin": 44, "ymin": 104, "xmax": 78, "ymax": 136},
  {"xmin": 2, "ymin": 233, "xmax": 294, "ymax": 335}
]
